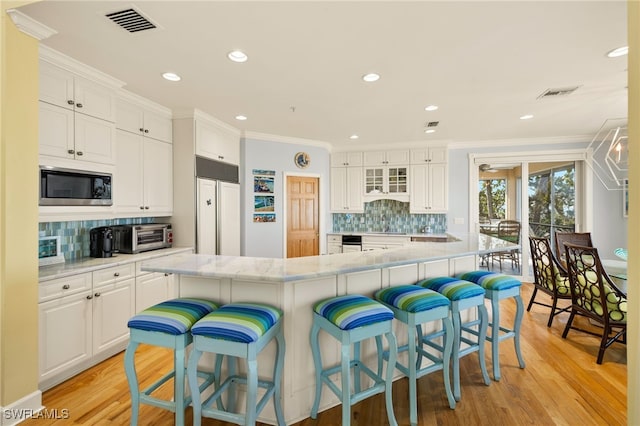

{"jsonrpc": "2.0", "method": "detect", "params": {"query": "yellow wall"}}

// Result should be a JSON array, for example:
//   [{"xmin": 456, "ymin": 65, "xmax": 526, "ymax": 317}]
[
  {"xmin": 0, "ymin": 0, "xmax": 40, "ymax": 406},
  {"xmin": 627, "ymin": 1, "xmax": 639, "ymax": 423}
]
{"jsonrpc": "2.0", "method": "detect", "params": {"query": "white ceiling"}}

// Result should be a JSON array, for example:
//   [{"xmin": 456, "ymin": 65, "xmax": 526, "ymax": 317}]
[{"xmin": 17, "ymin": 1, "xmax": 628, "ymax": 150}]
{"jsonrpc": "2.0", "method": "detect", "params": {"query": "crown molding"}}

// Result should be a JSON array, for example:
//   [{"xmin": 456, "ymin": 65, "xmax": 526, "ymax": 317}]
[
  {"xmin": 6, "ymin": 9, "xmax": 57, "ymax": 40},
  {"xmin": 448, "ymin": 134, "xmax": 590, "ymax": 150},
  {"xmin": 39, "ymin": 45, "xmax": 125, "ymax": 89},
  {"xmin": 243, "ymin": 131, "xmax": 332, "ymax": 151}
]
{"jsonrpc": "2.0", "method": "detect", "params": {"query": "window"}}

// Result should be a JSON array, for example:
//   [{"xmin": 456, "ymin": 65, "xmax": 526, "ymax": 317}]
[
  {"xmin": 479, "ymin": 179, "xmax": 506, "ymax": 220},
  {"xmin": 528, "ymin": 163, "xmax": 575, "ymax": 238}
]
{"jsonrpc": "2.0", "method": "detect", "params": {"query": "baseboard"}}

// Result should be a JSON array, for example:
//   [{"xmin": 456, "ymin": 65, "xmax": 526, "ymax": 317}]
[{"xmin": 1, "ymin": 390, "xmax": 43, "ymax": 426}]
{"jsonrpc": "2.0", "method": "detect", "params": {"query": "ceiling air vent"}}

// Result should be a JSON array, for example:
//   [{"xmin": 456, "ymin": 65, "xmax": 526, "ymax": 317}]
[
  {"xmin": 106, "ymin": 8, "xmax": 157, "ymax": 33},
  {"xmin": 426, "ymin": 121, "xmax": 439, "ymax": 127},
  {"xmin": 537, "ymin": 86, "xmax": 581, "ymax": 99}
]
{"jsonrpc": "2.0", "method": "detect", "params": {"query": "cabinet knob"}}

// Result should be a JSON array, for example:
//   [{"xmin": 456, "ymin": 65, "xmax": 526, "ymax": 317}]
[
  {"xmin": 164, "ymin": 273, "xmax": 170, "ymax": 276},
  {"xmin": 144, "ymin": 206, "xmax": 150, "ymax": 210},
  {"xmin": 139, "ymin": 206, "xmax": 145, "ymax": 210},
  {"xmin": 67, "ymin": 100, "xmax": 75, "ymax": 105},
  {"xmin": 67, "ymin": 149, "xmax": 75, "ymax": 154},
  {"xmin": 144, "ymin": 129, "xmax": 149, "ymax": 133},
  {"xmin": 76, "ymin": 103, "xmax": 83, "ymax": 108},
  {"xmin": 218, "ymin": 155, "xmax": 224, "ymax": 160},
  {"xmin": 76, "ymin": 151, "xmax": 83, "ymax": 156},
  {"xmin": 62, "ymin": 284, "xmax": 70, "ymax": 290},
  {"xmin": 114, "ymin": 272, "xmax": 120, "ymax": 277},
  {"xmin": 139, "ymin": 128, "xmax": 144, "ymax": 132},
  {"xmin": 94, "ymin": 292, "xmax": 101, "ymax": 298},
  {"xmin": 86, "ymin": 295, "xmax": 93, "ymax": 300}
]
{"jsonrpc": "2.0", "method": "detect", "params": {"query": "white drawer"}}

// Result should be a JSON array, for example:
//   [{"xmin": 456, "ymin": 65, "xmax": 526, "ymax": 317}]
[
  {"xmin": 327, "ymin": 235, "xmax": 341, "ymax": 243},
  {"xmin": 39, "ymin": 273, "xmax": 92, "ymax": 303},
  {"xmin": 93, "ymin": 263, "xmax": 136, "ymax": 287}
]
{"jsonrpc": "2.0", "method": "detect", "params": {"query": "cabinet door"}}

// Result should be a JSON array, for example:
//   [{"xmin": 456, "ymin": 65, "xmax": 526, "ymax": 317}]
[
  {"xmin": 74, "ymin": 113, "xmax": 116, "ymax": 164},
  {"xmin": 115, "ymin": 129, "xmax": 144, "ymax": 213},
  {"xmin": 135, "ymin": 272, "xmax": 174, "ymax": 312},
  {"xmin": 410, "ymin": 164, "xmax": 429, "ymax": 213},
  {"xmin": 195, "ymin": 120, "xmax": 239, "ymax": 165},
  {"xmin": 92, "ymin": 279, "xmax": 135, "ymax": 354},
  {"xmin": 429, "ymin": 163, "xmax": 448, "ymax": 212},
  {"xmin": 143, "ymin": 139, "xmax": 173, "ymax": 215},
  {"xmin": 330, "ymin": 167, "xmax": 348, "ymax": 211},
  {"xmin": 332, "ymin": 152, "xmax": 363, "ymax": 167},
  {"xmin": 364, "ymin": 167, "xmax": 385, "ymax": 194},
  {"xmin": 39, "ymin": 292, "xmax": 92, "ymax": 383},
  {"xmin": 363, "ymin": 151, "xmax": 387, "ymax": 166},
  {"xmin": 346, "ymin": 167, "xmax": 364, "ymax": 211},
  {"xmin": 39, "ymin": 61, "xmax": 74, "ymax": 110},
  {"xmin": 143, "ymin": 109, "xmax": 173, "ymax": 143},
  {"xmin": 429, "ymin": 147, "xmax": 448, "ymax": 164},
  {"xmin": 115, "ymin": 97, "xmax": 144, "ymax": 135},
  {"xmin": 387, "ymin": 166, "xmax": 408, "ymax": 194},
  {"xmin": 39, "ymin": 102, "xmax": 74, "ymax": 159},
  {"xmin": 386, "ymin": 150, "xmax": 410, "ymax": 165},
  {"xmin": 74, "ymin": 76, "xmax": 115, "ymax": 122}
]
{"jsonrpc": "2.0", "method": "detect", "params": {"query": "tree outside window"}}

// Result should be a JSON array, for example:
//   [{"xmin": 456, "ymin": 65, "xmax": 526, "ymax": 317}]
[{"xmin": 479, "ymin": 179, "xmax": 506, "ymax": 220}]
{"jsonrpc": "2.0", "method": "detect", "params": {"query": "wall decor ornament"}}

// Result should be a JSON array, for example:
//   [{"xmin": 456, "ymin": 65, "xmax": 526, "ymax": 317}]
[{"xmin": 294, "ymin": 152, "xmax": 310, "ymax": 169}]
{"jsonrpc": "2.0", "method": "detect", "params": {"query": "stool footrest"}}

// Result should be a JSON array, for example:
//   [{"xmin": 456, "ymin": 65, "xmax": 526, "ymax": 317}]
[
  {"xmin": 201, "ymin": 374, "xmax": 276, "ymax": 422},
  {"xmin": 486, "ymin": 324, "xmax": 516, "ymax": 343},
  {"xmin": 321, "ymin": 360, "xmax": 385, "ymax": 404},
  {"xmin": 140, "ymin": 369, "xmax": 216, "ymax": 414}
]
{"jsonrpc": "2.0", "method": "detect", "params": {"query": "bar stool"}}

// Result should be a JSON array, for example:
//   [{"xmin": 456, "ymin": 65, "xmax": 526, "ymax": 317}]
[
  {"xmin": 457, "ymin": 270, "xmax": 525, "ymax": 381},
  {"xmin": 310, "ymin": 294, "xmax": 398, "ymax": 426},
  {"xmin": 417, "ymin": 277, "xmax": 490, "ymax": 401},
  {"xmin": 124, "ymin": 298, "xmax": 218, "ymax": 426},
  {"xmin": 374, "ymin": 285, "xmax": 455, "ymax": 426},
  {"xmin": 187, "ymin": 302, "xmax": 285, "ymax": 426}
]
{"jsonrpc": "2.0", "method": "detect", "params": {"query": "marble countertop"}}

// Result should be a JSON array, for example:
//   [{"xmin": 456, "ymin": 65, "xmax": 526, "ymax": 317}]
[
  {"xmin": 38, "ymin": 247, "xmax": 194, "ymax": 282},
  {"xmin": 141, "ymin": 233, "xmax": 517, "ymax": 282}
]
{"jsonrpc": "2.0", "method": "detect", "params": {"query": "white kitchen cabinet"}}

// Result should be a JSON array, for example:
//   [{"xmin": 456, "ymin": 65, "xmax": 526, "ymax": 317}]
[
  {"xmin": 135, "ymin": 270, "xmax": 175, "ymax": 312},
  {"xmin": 362, "ymin": 235, "xmax": 410, "ymax": 251},
  {"xmin": 195, "ymin": 116, "xmax": 240, "ymax": 165},
  {"xmin": 39, "ymin": 101, "xmax": 116, "ymax": 164},
  {"xmin": 115, "ymin": 129, "xmax": 173, "ymax": 216},
  {"xmin": 363, "ymin": 149, "xmax": 410, "ymax": 166},
  {"xmin": 330, "ymin": 166, "xmax": 364, "ymax": 212},
  {"xmin": 327, "ymin": 235, "xmax": 342, "ymax": 254},
  {"xmin": 92, "ymin": 264, "xmax": 135, "ymax": 354},
  {"xmin": 116, "ymin": 95, "xmax": 172, "ymax": 143},
  {"xmin": 410, "ymin": 146, "xmax": 448, "ymax": 164},
  {"xmin": 409, "ymin": 162, "xmax": 448, "ymax": 213},
  {"xmin": 331, "ymin": 151, "xmax": 363, "ymax": 167},
  {"xmin": 363, "ymin": 165, "xmax": 409, "ymax": 201},
  {"xmin": 39, "ymin": 60, "xmax": 116, "ymax": 122},
  {"xmin": 39, "ymin": 285, "xmax": 92, "ymax": 386}
]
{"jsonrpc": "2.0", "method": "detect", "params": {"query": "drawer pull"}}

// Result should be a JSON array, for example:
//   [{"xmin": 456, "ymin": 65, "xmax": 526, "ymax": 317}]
[
  {"xmin": 114, "ymin": 272, "xmax": 120, "ymax": 277},
  {"xmin": 94, "ymin": 292, "xmax": 101, "ymax": 297},
  {"xmin": 62, "ymin": 284, "xmax": 70, "ymax": 290},
  {"xmin": 164, "ymin": 273, "xmax": 170, "ymax": 276},
  {"xmin": 86, "ymin": 295, "xmax": 93, "ymax": 300}
]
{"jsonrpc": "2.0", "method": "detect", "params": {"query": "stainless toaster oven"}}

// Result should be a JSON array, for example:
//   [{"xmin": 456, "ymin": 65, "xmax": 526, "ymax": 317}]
[{"xmin": 112, "ymin": 223, "xmax": 173, "ymax": 254}]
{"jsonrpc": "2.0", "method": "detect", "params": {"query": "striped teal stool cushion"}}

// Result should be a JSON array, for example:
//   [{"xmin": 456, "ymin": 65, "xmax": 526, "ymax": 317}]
[
  {"xmin": 375, "ymin": 285, "xmax": 450, "ymax": 312},
  {"xmin": 456, "ymin": 271, "xmax": 521, "ymax": 291},
  {"xmin": 417, "ymin": 277, "xmax": 485, "ymax": 300},
  {"xmin": 191, "ymin": 303, "xmax": 282, "ymax": 343},
  {"xmin": 314, "ymin": 294, "xmax": 394, "ymax": 330},
  {"xmin": 128, "ymin": 298, "xmax": 218, "ymax": 335}
]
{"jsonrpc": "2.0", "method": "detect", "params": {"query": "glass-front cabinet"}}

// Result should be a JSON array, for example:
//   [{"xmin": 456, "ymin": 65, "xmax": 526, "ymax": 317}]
[{"xmin": 364, "ymin": 166, "xmax": 408, "ymax": 200}]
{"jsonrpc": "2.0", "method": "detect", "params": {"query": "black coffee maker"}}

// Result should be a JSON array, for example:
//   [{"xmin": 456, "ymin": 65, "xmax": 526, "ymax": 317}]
[{"xmin": 90, "ymin": 226, "xmax": 113, "ymax": 258}]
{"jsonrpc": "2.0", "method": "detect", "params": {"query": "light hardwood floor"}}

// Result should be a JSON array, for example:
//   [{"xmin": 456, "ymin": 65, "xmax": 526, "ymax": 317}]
[{"xmin": 23, "ymin": 282, "xmax": 626, "ymax": 425}]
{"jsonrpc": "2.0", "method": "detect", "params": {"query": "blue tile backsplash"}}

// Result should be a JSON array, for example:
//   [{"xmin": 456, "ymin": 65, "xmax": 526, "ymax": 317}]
[
  {"xmin": 39, "ymin": 217, "xmax": 156, "ymax": 261},
  {"xmin": 332, "ymin": 199, "xmax": 446, "ymax": 234}
]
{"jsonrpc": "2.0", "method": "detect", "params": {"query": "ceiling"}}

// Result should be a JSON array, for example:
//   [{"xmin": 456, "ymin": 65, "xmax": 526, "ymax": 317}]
[{"xmin": 16, "ymin": 1, "xmax": 628, "ymax": 150}]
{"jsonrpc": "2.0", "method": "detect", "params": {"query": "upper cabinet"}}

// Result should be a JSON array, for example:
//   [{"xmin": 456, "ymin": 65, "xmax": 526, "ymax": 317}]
[
  {"xmin": 195, "ymin": 114, "xmax": 240, "ymax": 165},
  {"xmin": 331, "ymin": 152, "xmax": 364, "ymax": 167},
  {"xmin": 39, "ymin": 61, "xmax": 116, "ymax": 123},
  {"xmin": 363, "ymin": 149, "xmax": 410, "ymax": 166},
  {"xmin": 410, "ymin": 147, "xmax": 448, "ymax": 164},
  {"xmin": 116, "ymin": 95, "xmax": 172, "ymax": 143}
]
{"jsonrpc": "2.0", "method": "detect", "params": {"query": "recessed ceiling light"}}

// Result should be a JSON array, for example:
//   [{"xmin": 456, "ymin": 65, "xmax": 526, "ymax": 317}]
[
  {"xmin": 520, "ymin": 114, "xmax": 534, "ymax": 120},
  {"xmin": 235, "ymin": 115, "xmax": 247, "ymax": 121},
  {"xmin": 607, "ymin": 46, "xmax": 628, "ymax": 58},
  {"xmin": 424, "ymin": 129, "xmax": 436, "ymax": 134},
  {"xmin": 162, "ymin": 72, "xmax": 181, "ymax": 82},
  {"xmin": 424, "ymin": 105, "xmax": 439, "ymax": 111},
  {"xmin": 349, "ymin": 134, "xmax": 359, "ymax": 140},
  {"xmin": 362, "ymin": 73, "xmax": 380, "ymax": 82},
  {"xmin": 228, "ymin": 50, "xmax": 248, "ymax": 63}
]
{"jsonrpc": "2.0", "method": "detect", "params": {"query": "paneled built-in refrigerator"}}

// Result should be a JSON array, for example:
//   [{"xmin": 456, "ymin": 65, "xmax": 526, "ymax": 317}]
[{"xmin": 195, "ymin": 156, "xmax": 240, "ymax": 255}]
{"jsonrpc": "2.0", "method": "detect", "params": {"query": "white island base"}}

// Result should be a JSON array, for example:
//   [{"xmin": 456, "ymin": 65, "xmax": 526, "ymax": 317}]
[{"xmin": 142, "ymin": 234, "xmax": 516, "ymax": 424}]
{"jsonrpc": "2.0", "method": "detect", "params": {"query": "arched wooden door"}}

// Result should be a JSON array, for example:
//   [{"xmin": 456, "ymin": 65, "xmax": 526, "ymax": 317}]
[{"xmin": 286, "ymin": 176, "xmax": 319, "ymax": 258}]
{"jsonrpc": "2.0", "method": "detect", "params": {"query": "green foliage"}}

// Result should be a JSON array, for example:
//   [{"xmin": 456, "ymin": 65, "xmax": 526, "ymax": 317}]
[{"xmin": 478, "ymin": 179, "xmax": 506, "ymax": 219}]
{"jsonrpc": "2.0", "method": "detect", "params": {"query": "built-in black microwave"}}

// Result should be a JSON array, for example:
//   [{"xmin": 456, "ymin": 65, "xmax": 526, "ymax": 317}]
[{"xmin": 39, "ymin": 166, "xmax": 112, "ymax": 206}]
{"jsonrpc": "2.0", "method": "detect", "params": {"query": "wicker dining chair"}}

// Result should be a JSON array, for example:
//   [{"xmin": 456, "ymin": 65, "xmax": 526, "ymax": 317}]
[
  {"xmin": 562, "ymin": 242, "xmax": 627, "ymax": 364},
  {"xmin": 491, "ymin": 220, "xmax": 521, "ymax": 273},
  {"xmin": 528, "ymin": 237, "xmax": 572, "ymax": 327}
]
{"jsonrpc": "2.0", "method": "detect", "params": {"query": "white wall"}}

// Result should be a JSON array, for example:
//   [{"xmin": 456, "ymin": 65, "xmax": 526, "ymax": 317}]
[
  {"xmin": 447, "ymin": 139, "xmax": 628, "ymax": 257},
  {"xmin": 240, "ymin": 137, "xmax": 331, "ymax": 258}
]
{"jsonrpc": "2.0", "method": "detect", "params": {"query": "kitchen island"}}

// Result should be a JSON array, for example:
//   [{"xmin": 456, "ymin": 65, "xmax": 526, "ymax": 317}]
[{"xmin": 141, "ymin": 233, "xmax": 517, "ymax": 425}]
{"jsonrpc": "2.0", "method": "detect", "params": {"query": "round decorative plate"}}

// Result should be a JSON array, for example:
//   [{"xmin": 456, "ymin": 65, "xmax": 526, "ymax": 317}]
[{"xmin": 294, "ymin": 152, "xmax": 310, "ymax": 168}]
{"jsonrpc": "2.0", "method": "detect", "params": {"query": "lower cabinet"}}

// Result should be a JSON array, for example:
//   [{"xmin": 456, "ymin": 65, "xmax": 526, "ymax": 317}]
[{"xmin": 38, "ymin": 255, "xmax": 176, "ymax": 390}]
